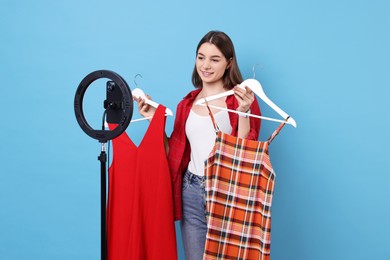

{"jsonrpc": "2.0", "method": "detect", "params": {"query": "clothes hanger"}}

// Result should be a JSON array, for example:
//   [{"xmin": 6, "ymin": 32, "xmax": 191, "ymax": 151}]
[
  {"xmin": 130, "ymin": 74, "xmax": 173, "ymax": 123},
  {"xmin": 195, "ymin": 66, "xmax": 297, "ymax": 127}
]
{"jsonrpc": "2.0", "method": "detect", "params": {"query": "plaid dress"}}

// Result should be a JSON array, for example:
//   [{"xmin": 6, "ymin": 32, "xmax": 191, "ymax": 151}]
[{"xmin": 204, "ymin": 107, "xmax": 287, "ymax": 260}]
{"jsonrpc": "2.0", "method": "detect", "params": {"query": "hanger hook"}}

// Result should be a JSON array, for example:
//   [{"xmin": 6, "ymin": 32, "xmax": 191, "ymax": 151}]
[
  {"xmin": 252, "ymin": 64, "xmax": 263, "ymax": 79},
  {"xmin": 134, "ymin": 74, "xmax": 143, "ymax": 87}
]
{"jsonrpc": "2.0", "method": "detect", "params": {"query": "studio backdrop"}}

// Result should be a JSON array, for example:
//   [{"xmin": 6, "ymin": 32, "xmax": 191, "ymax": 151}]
[{"xmin": 0, "ymin": 0, "xmax": 389, "ymax": 259}]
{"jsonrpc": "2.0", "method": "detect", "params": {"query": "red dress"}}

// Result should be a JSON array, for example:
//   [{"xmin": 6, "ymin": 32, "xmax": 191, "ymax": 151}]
[{"xmin": 107, "ymin": 105, "xmax": 177, "ymax": 260}]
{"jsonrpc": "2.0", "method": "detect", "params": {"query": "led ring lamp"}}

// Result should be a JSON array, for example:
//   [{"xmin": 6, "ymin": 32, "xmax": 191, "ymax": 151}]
[
  {"xmin": 74, "ymin": 70, "xmax": 133, "ymax": 260},
  {"xmin": 74, "ymin": 70, "xmax": 133, "ymax": 143}
]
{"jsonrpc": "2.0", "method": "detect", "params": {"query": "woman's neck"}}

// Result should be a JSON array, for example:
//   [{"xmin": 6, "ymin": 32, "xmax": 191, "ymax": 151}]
[{"xmin": 201, "ymin": 81, "xmax": 226, "ymax": 96}]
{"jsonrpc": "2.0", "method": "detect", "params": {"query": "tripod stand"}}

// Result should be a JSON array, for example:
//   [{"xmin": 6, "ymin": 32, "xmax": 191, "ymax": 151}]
[{"xmin": 74, "ymin": 70, "xmax": 133, "ymax": 260}]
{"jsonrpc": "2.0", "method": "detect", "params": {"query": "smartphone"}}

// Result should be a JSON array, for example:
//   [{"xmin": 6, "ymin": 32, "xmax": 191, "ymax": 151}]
[{"xmin": 104, "ymin": 80, "xmax": 124, "ymax": 124}]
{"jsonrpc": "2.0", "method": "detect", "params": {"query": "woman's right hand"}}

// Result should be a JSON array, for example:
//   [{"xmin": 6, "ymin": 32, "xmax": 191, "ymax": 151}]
[{"xmin": 133, "ymin": 95, "xmax": 157, "ymax": 120}]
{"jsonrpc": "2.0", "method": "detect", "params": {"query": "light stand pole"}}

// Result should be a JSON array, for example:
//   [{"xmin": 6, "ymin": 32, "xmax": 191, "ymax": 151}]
[{"xmin": 98, "ymin": 142, "xmax": 107, "ymax": 260}]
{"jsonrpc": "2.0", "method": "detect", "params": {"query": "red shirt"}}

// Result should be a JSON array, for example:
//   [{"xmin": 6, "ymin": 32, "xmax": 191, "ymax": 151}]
[{"xmin": 168, "ymin": 88, "xmax": 261, "ymax": 220}]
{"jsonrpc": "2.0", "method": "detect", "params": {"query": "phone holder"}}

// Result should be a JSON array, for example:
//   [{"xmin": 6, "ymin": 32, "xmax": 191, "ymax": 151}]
[{"xmin": 74, "ymin": 70, "xmax": 133, "ymax": 143}]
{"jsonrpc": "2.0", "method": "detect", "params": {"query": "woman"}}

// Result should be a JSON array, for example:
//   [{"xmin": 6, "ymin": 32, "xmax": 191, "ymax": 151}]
[{"xmin": 136, "ymin": 30, "xmax": 261, "ymax": 260}]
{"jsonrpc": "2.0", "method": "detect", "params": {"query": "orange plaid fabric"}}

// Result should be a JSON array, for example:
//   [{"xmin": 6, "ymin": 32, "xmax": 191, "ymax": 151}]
[{"xmin": 204, "ymin": 108, "xmax": 287, "ymax": 260}]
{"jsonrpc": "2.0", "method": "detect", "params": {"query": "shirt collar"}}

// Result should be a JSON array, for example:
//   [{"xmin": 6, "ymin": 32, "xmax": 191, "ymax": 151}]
[{"xmin": 183, "ymin": 88, "xmax": 202, "ymax": 101}]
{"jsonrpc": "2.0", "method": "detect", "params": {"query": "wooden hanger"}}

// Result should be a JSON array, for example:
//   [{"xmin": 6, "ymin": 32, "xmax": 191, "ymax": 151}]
[{"xmin": 195, "ymin": 78, "xmax": 297, "ymax": 127}]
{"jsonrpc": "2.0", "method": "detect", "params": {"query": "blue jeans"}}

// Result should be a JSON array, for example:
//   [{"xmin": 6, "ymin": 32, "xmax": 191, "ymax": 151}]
[{"xmin": 181, "ymin": 170, "xmax": 207, "ymax": 260}]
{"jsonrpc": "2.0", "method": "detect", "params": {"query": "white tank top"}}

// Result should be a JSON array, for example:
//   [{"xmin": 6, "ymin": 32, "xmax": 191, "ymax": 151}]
[{"xmin": 185, "ymin": 109, "xmax": 233, "ymax": 176}]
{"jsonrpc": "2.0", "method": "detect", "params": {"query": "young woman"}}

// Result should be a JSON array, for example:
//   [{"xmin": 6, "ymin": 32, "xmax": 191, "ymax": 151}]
[{"xmin": 135, "ymin": 30, "xmax": 261, "ymax": 260}]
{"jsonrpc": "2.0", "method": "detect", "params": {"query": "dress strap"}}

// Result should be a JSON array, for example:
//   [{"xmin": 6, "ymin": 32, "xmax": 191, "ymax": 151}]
[
  {"xmin": 267, "ymin": 116, "xmax": 290, "ymax": 144},
  {"xmin": 153, "ymin": 104, "xmax": 166, "ymax": 132},
  {"xmin": 205, "ymin": 101, "xmax": 219, "ymax": 132}
]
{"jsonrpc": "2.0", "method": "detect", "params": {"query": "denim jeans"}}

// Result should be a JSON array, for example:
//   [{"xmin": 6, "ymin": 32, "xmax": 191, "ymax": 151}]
[{"xmin": 181, "ymin": 170, "xmax": 207, "ymax": 260}]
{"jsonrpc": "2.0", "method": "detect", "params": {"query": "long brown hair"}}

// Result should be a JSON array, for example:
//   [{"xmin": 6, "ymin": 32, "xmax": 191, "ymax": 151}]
[{"xmin": 192, "ymin": 31, "xmax": 243, "ymax": 89}]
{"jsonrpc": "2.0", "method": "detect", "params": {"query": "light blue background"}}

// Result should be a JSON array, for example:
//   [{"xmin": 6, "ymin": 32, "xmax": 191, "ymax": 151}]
[{"xmin": 1, "ymin": 0, "xmax": 389, "ymax": 259}]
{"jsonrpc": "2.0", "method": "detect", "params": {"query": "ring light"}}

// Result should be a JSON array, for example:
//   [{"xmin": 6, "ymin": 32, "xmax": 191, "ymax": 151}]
[{"xmin": 74, "ymin": 70, "xmax": 133, "ymax": 143}]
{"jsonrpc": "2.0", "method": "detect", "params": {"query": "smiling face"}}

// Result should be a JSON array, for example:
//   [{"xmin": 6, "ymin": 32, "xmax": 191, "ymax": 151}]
[{"xmin": 195, "ymin": 42, "xmax": 230, "ymax": 88}]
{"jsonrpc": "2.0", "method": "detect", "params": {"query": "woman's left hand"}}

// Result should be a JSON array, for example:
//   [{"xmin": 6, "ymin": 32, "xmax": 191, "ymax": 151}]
[{"xmin": 233, "ymin": 85, "xmax": 254, "ymax": 113}]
